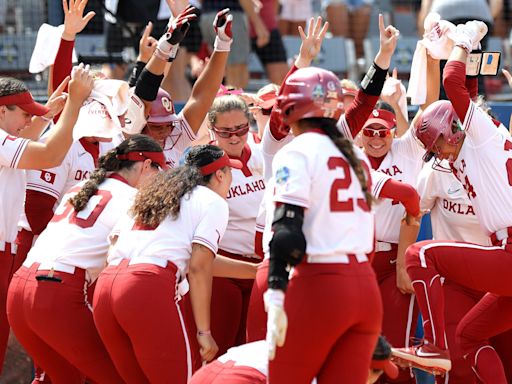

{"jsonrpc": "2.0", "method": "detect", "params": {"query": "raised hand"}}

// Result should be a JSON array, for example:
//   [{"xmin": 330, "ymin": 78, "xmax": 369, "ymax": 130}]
[
  {"xmin": 213, "ymin": 8, "xmax": 233, "ymax": 51},
  {"xmin": 378, "ymin": 13, "xmax": 399, "ymax": 57},
  {"xmin": 503, "ymin": 69, "xmax": 512, "ymax": 89},
  {"xmin": 68, "ymin": 63, "xmax": 94, "ymax": 104},
  {"xmin": 44, "ymin": 76, "xmax": 70, "ymax": 120},
  {"xmin": 155, "ymin": 5, "xmax": 197, "ymax": 61},
  {"xmin": 381, "ymin": 68, "xmax": 404, "ymax": 107},
  {"xmin": 138, "ymin": 22, "xmax": 157, "ymax": 63},
  {"xmin": 62, "ymin": 0, "xmax": 96, "ymax": 41},
  {"xmin": 165, "ymin": 0, "xmax": 190, "ymax": 16},
  {"xmin": 296, "ymin": 16, "xmax": 329, "ymax": 68}
]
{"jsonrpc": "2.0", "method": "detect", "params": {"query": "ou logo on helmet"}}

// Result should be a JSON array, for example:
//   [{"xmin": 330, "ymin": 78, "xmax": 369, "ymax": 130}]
[{"xmin": 161, "ymin": 97, "xmax": 175, "ymax": 114}]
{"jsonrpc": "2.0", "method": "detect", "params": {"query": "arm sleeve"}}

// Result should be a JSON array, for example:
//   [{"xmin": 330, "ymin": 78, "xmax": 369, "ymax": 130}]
[
  {"xmin": 52, "ymin": 39, "xmax": 75, "ymax": 123},
  {"xmin": 443, "ymin": 61, "xmax": 471, "ymax": 122},
  {"xmin": 344, "ymin": 90, "xmax": 380, "ymax": 138},
  {"xmin": 128, "ymin": 61, "xmax": 147, "ymax": 88},
  {"xmin": 370, "ymin": 169, "xmax": 391, "ymax": 198},
  {"xmin": 24, "ymin": 190, "xmax": 58, "ymax": 235},
  {"xmin": 379, "ymin": 178, "xmax": 421, "ymax": 217}
]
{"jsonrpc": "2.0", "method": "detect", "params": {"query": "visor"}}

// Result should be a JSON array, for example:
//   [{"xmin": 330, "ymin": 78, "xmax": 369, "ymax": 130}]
[
  {"xmin": 342, "ymin": 87, "xmax": 358, "ymax": 98},
  {"xmin": 371, "ymin": 359, "xmax": 399, "ymax": 379},
  {"xmin": 200, "ymin": 153, "xmax": 243, "ymax": 176},
  {"xmin": 258, "ymin": 91, "xmax": 278, "ymax": 110},
  {"xmin": 117, "ymin": 151, "xmax": 168, "ymax": 170},
  {"xmin": 363, "ymin": 110, "xmax": 397, "ymax": 131},
  {"xmin": 0, "ymin": 91, "xmax": 49, "ymax": 116}
]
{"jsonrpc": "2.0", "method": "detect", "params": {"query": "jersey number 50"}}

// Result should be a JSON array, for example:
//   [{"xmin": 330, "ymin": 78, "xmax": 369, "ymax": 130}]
[
  {"xmin": 51, "ymin": 189, "xmax": 113, "ymax": 229},
  {"xmin": 328, "ymin": 157, "xmax": 370, "ymax": 212}
]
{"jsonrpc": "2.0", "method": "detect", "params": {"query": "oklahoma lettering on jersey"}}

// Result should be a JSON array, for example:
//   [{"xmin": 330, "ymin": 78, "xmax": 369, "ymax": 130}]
[
  {"xmin": 450, "ymin": 102, "xmax": 512, "ymax": 235},
  {"xmin": 220, "ymin": 141, "xmax": 266, "ymax": 257},
  {"xmin": 373, "ymin": 128, "xmax": 424, "ymax": 244},
  {"xmin": 0, "ymin": 128, "xmax": 28, "ymax": 242},
  {"xmin": 24, "ymin": 176, "xmax": 136, "ymax": 282},
  {"xmin": 417, "ymin": 159, "xmax": 490, "ymax": 245},
  {"xmin": 162, "ymin": 112, "xmax": 196, "ymax": 168},
  {"xmin": 270, "ymin": 131, "xmax": 374, "ymax": 261},
  {"xmin": 108, "ymin": 186, "xmax": 229, "ymax": 276}
]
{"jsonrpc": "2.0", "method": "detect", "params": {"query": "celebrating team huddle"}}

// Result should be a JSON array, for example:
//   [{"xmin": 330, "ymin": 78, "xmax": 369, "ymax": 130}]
[{"xmin": 1, "ymin": 0, "xmax": 512, "ymax": 383}]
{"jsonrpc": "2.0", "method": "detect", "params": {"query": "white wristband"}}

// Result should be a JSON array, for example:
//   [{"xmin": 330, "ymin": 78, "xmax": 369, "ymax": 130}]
[
  {"xmin": 264, "ymin": 289, "xmax": 285, "ymax": 307},
  {"xmin": 214, "ymin": 36, "xmax": 232, "ymax": 52}
]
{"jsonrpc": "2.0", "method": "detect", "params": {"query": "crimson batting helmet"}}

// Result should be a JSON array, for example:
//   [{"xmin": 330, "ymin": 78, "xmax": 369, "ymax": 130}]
[
  {"xmin": 276, "ymin": 67, "xmax": 344, "ymax": 125},
  {"xmin": 147, "ymin": 88, "xmax": 179, "ymax": 124},
  {"xmin": 414, "ymin": 100, "xmax": 465, "ymax": 162}
]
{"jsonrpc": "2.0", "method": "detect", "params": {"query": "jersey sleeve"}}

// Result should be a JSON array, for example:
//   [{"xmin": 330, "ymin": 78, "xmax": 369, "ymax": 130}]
[
  {"xmin": 261, "ymin": 120, "xmax": 293, "ymax": 181},
  {"xmin": 336, "ymin": 114, "xmax": 354, "ymax": 141},
  {"xmin": 192, "ymin": 197, "xmax": 229, "ymax": 255},
  {"xmin": 370, "ymin": 169, "xmax": 391, "ymax": 198},
  {"xmin": 174, "ymin": 112, "xmax": 197, "ymax": 153},
  {"xmin": 272, "ymin": 147, "xmax": 310, "ymax": 208},
  {"xmin": 396, "ymin": 126, "xmax": 424, "ymax": 160},
  {"xmin": 462, "ymin": 101, "xmax": 499, "ymax": 147},
  {"xmin": 0, "ymin": 130, "xmax": 29, "ymax": 168},
  {"xmin": 416, "ymin": 161, "xmax": 438, "ymax": 212}
]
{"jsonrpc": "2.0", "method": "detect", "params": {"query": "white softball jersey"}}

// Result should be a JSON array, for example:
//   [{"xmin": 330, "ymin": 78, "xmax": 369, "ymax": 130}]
[
  {"xmin": 0, "ymin": 128, "xmax": 28, "ymax": 243},
  {"xmin": 219, "ymin": 141, "xmax": 266, "ymax": 257},
  {"xmin": 24, "ymin": 175, "xmax": 136, "ymax": 282},
  {"xmin": 451, "ymin": 102, "xmax": 512, "ymax": 236},
  {"xmin": 417, "ymin": 160, "xmax": 490, "ymax": 246},
  {"xmin": 108, "ymin": 186, "xmax": 229, "ymax": 277},
  {"xmin": 372, "ymin": 128, "xmax": 424, "ymax": 244},
  {"xmin": 269, "ymin": 131, "xmax": 375, "ymax": 262}
]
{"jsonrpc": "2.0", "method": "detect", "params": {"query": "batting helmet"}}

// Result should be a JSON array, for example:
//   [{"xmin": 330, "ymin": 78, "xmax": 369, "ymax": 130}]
[
  {"xmin": 276, "ymin": 67, "xmax": 344, "ymax": 125},
  {"xmin": 147, "ymin": 88, "xmax": 178, "ymax": 124},
  {"xmin": 414, "ymin": 100, "xmax": 465, "ymax": 162}
]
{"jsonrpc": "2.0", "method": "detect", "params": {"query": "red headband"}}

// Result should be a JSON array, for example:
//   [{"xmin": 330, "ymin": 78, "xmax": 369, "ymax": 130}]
[
  {"xmin": 117, "ymin": 151, "xmax": 167, "ymax": 169},
  {"xmin": 200, "ymin": 153, "xmax": 242, "ymax": 176},
  {"xmin": 0, "ymin": 91, "xmax": 49, "ymax": 116}
]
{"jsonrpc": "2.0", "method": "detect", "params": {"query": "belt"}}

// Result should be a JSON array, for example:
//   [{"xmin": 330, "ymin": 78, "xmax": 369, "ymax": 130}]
[
  {"xmin": 490, "ymin": 227, "xmax": 512, "ymax": 246},
  {"xmin": 306, "ymin": 253, "xmax": 369, "ymax": 264},
  {"xmin": 37, "ymin": 261, "xmax": 76, "ymax": 274},
  {"xmin": 0, "ymin": 241, "xmax": 17, "ymax": 254},
  {"xmin": 218, "ymin": 249, "xmax": 262, "ymax": 263},
  {"xmin": 375, "ymin": 241, "xmax": 396, "ymax": 253}
]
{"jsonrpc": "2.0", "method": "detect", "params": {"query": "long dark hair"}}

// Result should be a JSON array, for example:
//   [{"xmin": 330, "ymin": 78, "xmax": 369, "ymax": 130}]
[
  {"xmin": 132, "ymin": 144, "xmax": 226, "ymax": 227},
  {"xmin": 69, "ymin": 134, "xmax": 162, "ymax": 212},
  {"xmin": 298, "ymin": 118, "xmax": 373, "ymax": 208}
]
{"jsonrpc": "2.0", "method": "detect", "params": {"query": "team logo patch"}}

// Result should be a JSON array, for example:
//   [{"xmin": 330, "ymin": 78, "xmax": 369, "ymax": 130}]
[
  {"xmin": 161, "ymin": 97, "xmax": 174, "ymax": 113},
  {"xmin": 275, "ymin": 166, "xmax": 290, "ymax": 185},
  {"xmin": 312, "ymin": 84, "xmax": 325, "ymax": 100},
  {"xmin": 40, "ymin": 171, "xmax": 56, "ymax": 184},
  {"xmin": 373, "ymin": 110, "xmax": 380, "ymax": 117},
  {"xmin": 327, "ymin": 81, "xmax": 337, "ymax": 91}
]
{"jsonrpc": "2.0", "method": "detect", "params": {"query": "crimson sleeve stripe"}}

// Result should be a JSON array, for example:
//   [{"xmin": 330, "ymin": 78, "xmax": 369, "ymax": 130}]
[
  {"xmin": 465, "ymin": 103, "xmax": 475, "ymax": 134},
  {"xmin": 26, "ymin": 183, "xmax": 61, "ymax": 199},
  {"xmin": 11, "ymin": 139, "xmax": 29, "ymax": 168},
  {"xmin": 372, "ymin": 176, "xmax": 388, "ymax": 198},
  {"xmin": 181, "ymin": 116, "xmax": 196, "ymax": 141},
  {"xmin": 192, "ymin": 236, "xmax": 217, "ymax": 254}
]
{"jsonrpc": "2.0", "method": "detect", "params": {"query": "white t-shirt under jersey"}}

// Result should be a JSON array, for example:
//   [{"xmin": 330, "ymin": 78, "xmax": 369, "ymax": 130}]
[
  {"xmin": 372, "ymin": 128, "xmax": 424, "ymax": 244},
  {"xmin": 451, "ymin": 102, "xmax": 512, "ymax": 236},
  {"xmin": 417, "ymin": 159, "xmax": 490, "ymax": 246},
  {"xmin": 24, "ymin": 176, "xmax": 136, "ymax": 281},
  {"xmin": 0, "ymin": 128, "xmax": 28, "ymax": 243},
  {"xmin": 108, "ymin": 186, "xmax": 229, "ymax": 276}
]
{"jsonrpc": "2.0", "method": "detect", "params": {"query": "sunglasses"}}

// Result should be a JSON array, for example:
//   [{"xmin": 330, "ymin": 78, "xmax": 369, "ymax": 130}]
[
  {"xmin": 212, "ymin": 123, "xmax": 250, "ymax": 138},
  {"xmin": 362, "ymin": 127, "xmax": 394, "ymax": 138}
]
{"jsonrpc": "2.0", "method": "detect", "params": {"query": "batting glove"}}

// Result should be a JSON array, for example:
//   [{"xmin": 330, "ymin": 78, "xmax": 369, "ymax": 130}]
[
  {"xmin": 155, "ymin": 5, "xmax": 197, "ymax": 61},
  {"xmin": 264, "ymin": 288, "xmax": 287, "ymax": 360},
  {"xmin": 213, "ymin": 8, "xmax": 233, "ymax": 52}
]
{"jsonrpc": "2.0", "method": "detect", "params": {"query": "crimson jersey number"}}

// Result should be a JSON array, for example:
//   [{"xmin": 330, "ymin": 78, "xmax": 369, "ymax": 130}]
[
  {"xmin": 51, "ymin": 189, "xmax": 113, "ymax": 229},
  {"xmin": 327, "ymin": 156, "xmax": 370, "ymax": 212},
  {"xmin": 505, "ymin": 140, "xmax": 512, "ymax": 186}
]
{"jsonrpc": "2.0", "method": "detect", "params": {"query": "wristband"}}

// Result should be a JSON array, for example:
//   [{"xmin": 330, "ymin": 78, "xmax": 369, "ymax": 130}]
[
  {"xmin": 197, "ymin": 330, "xmax": 211, "ymax": 336},
  {"xmin": 214, "ymin": 36, "xmax": 232, "ymax": 52}
]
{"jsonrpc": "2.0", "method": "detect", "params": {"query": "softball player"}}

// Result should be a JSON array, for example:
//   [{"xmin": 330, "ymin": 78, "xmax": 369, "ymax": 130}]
[
  {"xmin": 263, "ymin": 66, "xmax": 382, "ymax": 384},
  {"xmin": 393, "ymin": 22, "xmax": 512, "ymax": 383},
  {"xmin": 93, "ymin": 145, "xmax": 242, "ymax": 383},
  {"xmin": 0, "ymin": 66, "xmax": 93, "ymax": 372},
  {"xmin": 6, "ymin": 135, "xmax": 163, "ymax": 383}
]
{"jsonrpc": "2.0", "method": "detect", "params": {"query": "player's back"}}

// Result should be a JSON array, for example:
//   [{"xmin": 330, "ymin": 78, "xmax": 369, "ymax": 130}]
[{"xmin": 272, "ymin": 131, "xmax": 374, "ymax": 262}]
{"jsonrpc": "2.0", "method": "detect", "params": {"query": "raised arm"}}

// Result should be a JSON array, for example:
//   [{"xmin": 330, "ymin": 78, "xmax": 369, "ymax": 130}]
[
  {"xmin": 17, "ymin": 65, "xmax": 93, "ymax": 169},
  {"xmin": 182, "ymin": 9, "xmax": 231, "ymax": 134},
  {"xmin": 345, "ymin": 14, "xmax": 399, "ymax": 138}
]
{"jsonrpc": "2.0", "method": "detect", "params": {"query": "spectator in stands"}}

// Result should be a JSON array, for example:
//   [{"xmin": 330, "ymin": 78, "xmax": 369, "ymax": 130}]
[
  {"xmin": 200, "ymin": 0, "xmax": 254, "ymax": 88},
  {"xmin": 250, "ymin": 0, "xmax": 289, "ymax": 85},
  {"xmin": 279, "ymin": 0, "xmax": 312, "ymax": 36},
  {"xmin": 323, "ymin": 0, "xmax": 374, "ymax": 58}
]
